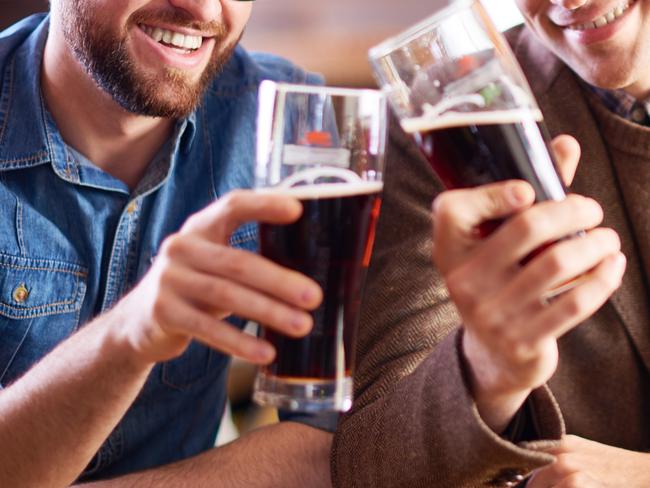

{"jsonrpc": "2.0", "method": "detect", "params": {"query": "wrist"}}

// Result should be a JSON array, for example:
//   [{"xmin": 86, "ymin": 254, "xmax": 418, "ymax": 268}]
[
  {"xmin": 99, "ymin": 301, "xmax": 158, "ymax": 373},
  {"xmin": 462, "ymin": 329, "xmax": 533, "ymax": 433}
]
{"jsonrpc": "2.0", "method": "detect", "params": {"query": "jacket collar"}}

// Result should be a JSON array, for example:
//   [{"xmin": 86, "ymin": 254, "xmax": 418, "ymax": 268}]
[{"xmin": 511, "ymin": 26, "xmax": 650, "ymax": 372}]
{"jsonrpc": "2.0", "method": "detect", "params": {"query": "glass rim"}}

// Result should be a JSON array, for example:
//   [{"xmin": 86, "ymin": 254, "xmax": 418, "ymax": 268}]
[
  {"xmin": 368, "ymin": 0, "xmax": 475, "ymax": 60},
  {"xmin": 260, "ymin": 80, "xmax": 385, "ymax": 100}
]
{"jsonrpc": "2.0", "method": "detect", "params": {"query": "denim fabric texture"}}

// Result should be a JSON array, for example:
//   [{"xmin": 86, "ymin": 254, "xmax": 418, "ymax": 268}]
[{"xmin": 0, "ymin": 14, "xmax": 326, "ymax": 480}]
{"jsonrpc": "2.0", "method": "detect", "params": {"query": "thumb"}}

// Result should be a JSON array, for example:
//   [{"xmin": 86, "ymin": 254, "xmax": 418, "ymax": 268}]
[
  {"xmin": 551, "ymin": 134, "xmax": 581, "ymax": 187},
  {"xmin": 432, "ymin": 180, "xmax": 535, "ymax": 271}
]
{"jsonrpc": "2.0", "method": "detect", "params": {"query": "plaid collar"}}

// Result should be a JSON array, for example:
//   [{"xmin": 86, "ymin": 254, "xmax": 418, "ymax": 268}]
[{"xmin": 586, "ymin": 83, "xmax": 650, "ymax": 126}]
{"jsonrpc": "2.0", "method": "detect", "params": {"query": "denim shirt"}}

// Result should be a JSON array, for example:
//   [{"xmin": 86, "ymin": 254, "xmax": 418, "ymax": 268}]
[{"xmin": 0, "ymin": 14, "xmax": 327, "ymax": 480}]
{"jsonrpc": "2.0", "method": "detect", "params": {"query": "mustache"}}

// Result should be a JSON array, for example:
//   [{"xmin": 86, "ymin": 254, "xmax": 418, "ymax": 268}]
[{"xmin": 129, "ymin": 9, "xmax": 228, "ymax": 38}]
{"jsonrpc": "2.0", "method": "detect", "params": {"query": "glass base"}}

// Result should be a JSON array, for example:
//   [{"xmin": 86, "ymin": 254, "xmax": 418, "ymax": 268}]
[{"xmin": 253, "ymin": 372, "xmax": 353, "ymax": 413}]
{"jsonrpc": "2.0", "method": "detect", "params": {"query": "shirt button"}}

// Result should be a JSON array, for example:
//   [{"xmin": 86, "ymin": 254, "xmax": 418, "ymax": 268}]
[
  {"xmin": 631, "ymin": 107, "xmax": 646, "ymax": 123},
  {"xmin": 127, "ymin": 201, "xmax": 137, "ymax": 214},
  {"xmin": 12, "ymin": 283, "xmax": 29, "ymax": 303}
]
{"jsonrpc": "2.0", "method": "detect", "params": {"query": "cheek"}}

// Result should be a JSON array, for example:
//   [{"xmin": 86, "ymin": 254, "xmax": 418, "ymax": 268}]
[
  {"xmin": 513, "ymin": 0, "xmax": 535, "ymax": 18},
  {"xmin": 223, "ymin": 2, "xmax": 252, "ymax": 37}
]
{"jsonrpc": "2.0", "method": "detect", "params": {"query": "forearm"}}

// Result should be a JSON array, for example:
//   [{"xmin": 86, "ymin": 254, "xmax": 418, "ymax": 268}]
[
  {"xmin": 77, "ymin": 422, "xmax": 332, "ymax": 488},
  {"xmin": 0, "ymin": 305, "xmax": 153, "ymax": 488}
]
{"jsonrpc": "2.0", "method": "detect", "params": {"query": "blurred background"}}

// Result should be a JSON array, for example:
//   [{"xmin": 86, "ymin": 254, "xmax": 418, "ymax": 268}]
[
  {"xmin": 0, "ymin": 0, "xmax": 523, "ymax": 87},
  {"xmin": 0, "ymin": 0, "xmax": 523, "ymax": 443}
]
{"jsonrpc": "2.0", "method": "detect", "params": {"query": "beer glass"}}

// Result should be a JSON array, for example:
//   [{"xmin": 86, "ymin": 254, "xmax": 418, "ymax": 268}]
[
  {"xmin": 369, "ymin": 0, "xmax": 581, "ymax": 298},
  {"xmin": 253, "ymin": 82, "xmax": 387, "ymax": 412},
  {"xmin": 369, "ymin": 0, "xmax": 566, "ymax": 226}
]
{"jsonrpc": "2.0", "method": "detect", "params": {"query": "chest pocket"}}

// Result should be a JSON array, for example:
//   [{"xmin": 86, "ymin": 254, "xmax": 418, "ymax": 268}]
[
  {"xmin": 160, "ymin": 225, "xmax": 257, "ymax": 390},
  {"xmin": 0, "ymin": 253, "xmax": 87, "ymax": 385}
]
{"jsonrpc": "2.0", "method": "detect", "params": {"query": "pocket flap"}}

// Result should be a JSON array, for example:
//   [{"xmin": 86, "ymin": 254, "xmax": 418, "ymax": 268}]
[{"xmin": 0, "ymin": 253, "xmax": 87, "ymax": 319}]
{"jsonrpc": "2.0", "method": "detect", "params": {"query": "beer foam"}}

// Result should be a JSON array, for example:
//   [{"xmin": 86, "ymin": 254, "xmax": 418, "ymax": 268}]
[
  {"xmin": 401, "ymin": 108, "xmax": 544, "ymax": 134},
  {"xmin": 259, "ymin": 181, "xmax": 383, "ymax": 199}
]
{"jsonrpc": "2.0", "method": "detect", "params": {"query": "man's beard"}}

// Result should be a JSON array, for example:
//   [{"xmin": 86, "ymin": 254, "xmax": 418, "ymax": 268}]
[{"xmin": 61, "ymin": 2, "xmax": 238, "ymax": 118}]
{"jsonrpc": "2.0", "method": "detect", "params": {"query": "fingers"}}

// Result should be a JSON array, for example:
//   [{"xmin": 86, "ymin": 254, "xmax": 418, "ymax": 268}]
[
  {"xmin": 445, "ymin": 196, "xmax": 605, "ymax": 301},
  {"xmin": 525, "ymin": 252, "xmax": 625, "ymax": 342},
  {"xmin": 497, "ymin": 228, "xmax": 621, "ymax": 312},
  {"xmin": 476, "ymin": 194, "xmax": 604, "ymax": 272},
  {"xmin": 162, "ymin": 265, "xmax": 315, "ymax": 339},
  {"xmin": 529, "ymin": 469, "xmax": 601, "ymax": 488},
  {"xmin": 432, "ymin": 180, "xmax": 535, "ymax": 271},
  {"xmin": 153, "ymin": 295, "xmax": 277, "ymax": 364},
  {"xmin": 550, "ymin": 134, "xmax": 581, "ymax": 187},
  {"xmin": 553, "ymin": 473, "xmax": 603, "ymax": 488},
  {"xmin": 182, "ymin": 190, "xmax": 303, "ymax": 243},
  {"xmin": 158, "ymin": 235, "xmax": 322, "ymax": 310}
]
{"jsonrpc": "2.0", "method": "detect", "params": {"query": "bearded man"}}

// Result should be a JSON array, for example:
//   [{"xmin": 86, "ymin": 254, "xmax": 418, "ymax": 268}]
[
  {"xmin": 0, "ymin": 1, "xmax": 333, "ymax": 486},
  {"xmin": 331, "ymin": 0, "xmax": 650, "ymax": 486}
]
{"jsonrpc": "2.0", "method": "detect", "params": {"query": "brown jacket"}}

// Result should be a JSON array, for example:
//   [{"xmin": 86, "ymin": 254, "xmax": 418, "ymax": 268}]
[{"xmin": 331, "ymin": 25, "xmax": 650, "ymax": 487}]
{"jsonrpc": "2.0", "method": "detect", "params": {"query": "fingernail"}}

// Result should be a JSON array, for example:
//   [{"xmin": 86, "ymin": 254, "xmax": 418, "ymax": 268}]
[
  {"xmin": 302, "ymin": 286, "xmax": 321, "ymax": 306},
  {"xmin": 292, "ymin": 313, "xmax": 312, "ymax": 333},
  {"xmin": 432, "ymin": 196, "xmax": 441, "ymax": 215},
  {"xmin": 257, "ymin": 344, "xmax": 275, "ymax": 362},
  {"xmin": 509, "ymin": 184, "xmax": 532, "ymax": 205}
]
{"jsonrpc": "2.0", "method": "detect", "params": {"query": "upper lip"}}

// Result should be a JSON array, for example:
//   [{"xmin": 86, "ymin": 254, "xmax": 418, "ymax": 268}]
[
  {"xmin": 138, "ymin": 22, "xmax": 216, "ymax": 38},
  {"xmin": 548, "ymin": 1, "xmax": 627, "ymax": 27}
]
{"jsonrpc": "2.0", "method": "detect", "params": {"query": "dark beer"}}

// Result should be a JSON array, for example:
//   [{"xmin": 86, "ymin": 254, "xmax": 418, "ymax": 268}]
[
  {"xmin": 402, "ymin": 109, "xmax": 567, "ymax": 238},
  {"xmin": 258, "ymin": 182, "xmax": 382, "ymax": 383}
]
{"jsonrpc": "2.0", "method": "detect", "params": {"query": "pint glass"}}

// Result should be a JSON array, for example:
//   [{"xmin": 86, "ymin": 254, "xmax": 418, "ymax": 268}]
[
  {"xmin": 369, "ymin": 0, "xmax": 567, "ymax": 239},
  {"xmin": 253, "ymin": 82, "xmax": 387, "ymax": 412}
]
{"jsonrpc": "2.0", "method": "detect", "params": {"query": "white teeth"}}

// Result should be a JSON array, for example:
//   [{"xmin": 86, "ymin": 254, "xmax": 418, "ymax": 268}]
[
  {"xmin": 151, "ymin": 27, "xmax": 163, "ymax": 42},
  {"xmin": 568, "ymin": 0, "xmax": 635, "ymax": 31},
  {"xmin": 594, "ymin": 16, "xmax": 608, "ymax": 27},
  {"xmin": 171, "ymin": 32, "xmax": 184, "ymax": 47},
  {"xmin": 140, "ymin": 24, "xmax": 203, "ymax": 51}
]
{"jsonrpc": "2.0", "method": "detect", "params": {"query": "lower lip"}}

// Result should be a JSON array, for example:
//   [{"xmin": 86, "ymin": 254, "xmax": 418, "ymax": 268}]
[
  {"xmin": 564, "ymin": 1, "xmax": 639, "ymax": 45},
  {"xmin": 132, "ymin": 26, "xmax": 215, "ymax": 70}
]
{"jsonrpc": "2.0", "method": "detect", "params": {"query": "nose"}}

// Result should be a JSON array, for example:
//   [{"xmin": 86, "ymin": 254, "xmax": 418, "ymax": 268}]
[
  {"xmin": 550, "ymin": 0, "xmax": 588, "ymax": 10},
  {"xmin": 167, "ymin": 0, "xmax": 222, "ymax": 22}
]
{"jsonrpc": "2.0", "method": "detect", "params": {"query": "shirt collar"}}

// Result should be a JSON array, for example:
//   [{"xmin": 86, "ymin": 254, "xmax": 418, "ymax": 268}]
[
  {"xmin": 585, "ymin": 83, "xmax": 650, "ymax": 126},
  {"xmin": 0, "ymin": 14, "xmax": 199, "ymax": 182}
]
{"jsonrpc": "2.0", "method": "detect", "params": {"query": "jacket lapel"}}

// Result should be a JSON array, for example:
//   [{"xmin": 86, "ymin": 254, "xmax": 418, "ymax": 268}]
[{"xmin": 513, "ymin": 27, "xmax": 650, "ymax": 372}]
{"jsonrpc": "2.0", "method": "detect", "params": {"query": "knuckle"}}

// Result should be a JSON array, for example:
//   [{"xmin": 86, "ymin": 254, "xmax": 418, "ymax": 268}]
[
  {"xmin": 553, "ymin": 454, "xmax": 576, "ymax": 475},
  {"xmin": 160, "ymin": 234, "xmax": 186, "ymax": 259},
  {"xmin": 512, "ymin": 210, "xmax": 543, "ymax": 241},
  {"xmin": 152, "ymin": 297, "xmax": 173, "ymax": 324},
  {"xmin": 208, "ymin": 279, "xmax": 231, "ymax": 303},
  {"xmin": 571, "ymin": 195, "xmax": 602, "ymax": 224},
  {"xmin": 544, "ymin": 249, "xmax": 568, "ymax": 276},
  {"xmin": 564, "ymin": 291, "xmax": 590, "ymax": 318},
  {"xmin": 222, "ymin": 250, "xmax": 248, "ymax": 276},
  {"xmin": 474, "ymin": 299, "xmax": 504, "ymax": 332},
  {"xmin": 445, "ymin": 268, "xmax": 478, "ymax": 311},
  {"xmin": 433, "ymin": 192, "xmax": 456, "ymax": 221},
  {"xmin": 220, "ymin": 190, "xmax": 246, "ymax": 214},
  {"xmin": 597, "ymin": 227, "xmax": 621, "ymax": 252},
  {"xmin": 594, "ymin": 266, "xmax": 620, "ymax": 293},
  {"xmin": 486, "ymin": 186, "xmax": 509, "ymax": 213}
]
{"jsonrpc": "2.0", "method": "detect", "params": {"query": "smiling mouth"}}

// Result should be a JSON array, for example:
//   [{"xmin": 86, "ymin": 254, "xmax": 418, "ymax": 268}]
[
  {"xmin": 566, "ymin": 0, "xmax": 637, "ymax": 31},
  {"xmin": 139, "ymin": 24, "xmax": 206, "ymax": 54}
]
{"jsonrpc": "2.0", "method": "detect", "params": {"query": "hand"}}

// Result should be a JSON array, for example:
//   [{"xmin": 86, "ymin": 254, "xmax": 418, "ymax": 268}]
[
  {"xmin": 527, "ymin": 435, "xmax": 650, "ymax": 487},
  {"xmin": 430, "ymin": 136, "xmax": 626, "ymax": 431},
  {"xmin": 113, "ymin": 190, "xmax": 323, "ymax": 366}
]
